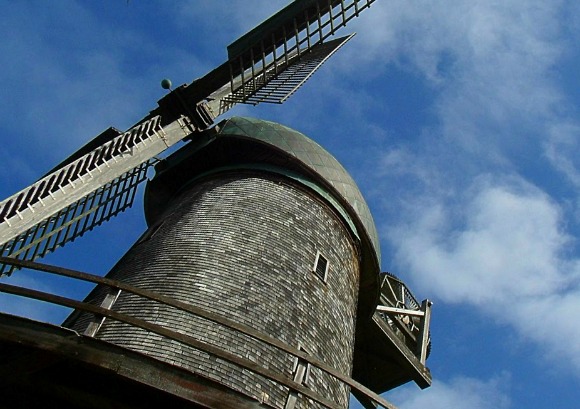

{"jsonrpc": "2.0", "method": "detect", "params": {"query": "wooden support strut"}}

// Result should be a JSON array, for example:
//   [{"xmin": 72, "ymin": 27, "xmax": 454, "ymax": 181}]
[
  {"xmin": 416, "ymin": 299, "xmax": 433, "ymax": 365},
  {"xmin": 375, "ymin": 294, "xmax": 433, "ymax": 365}
]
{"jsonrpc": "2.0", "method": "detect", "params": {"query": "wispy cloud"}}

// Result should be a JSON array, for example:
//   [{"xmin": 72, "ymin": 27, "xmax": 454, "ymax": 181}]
[
  {"xmin": 346, "ymin": 0, "xmax": 578, "ymax": 162},
  {"xmin": 545, "ymin": 121, "xmax": 580, "ymax": 189},
  {"xmin": 390, "ymin": 175, "xmax": 580, "ymax": 372},
  {"xmin": 389, "ymin": 374, "xmax": 511, "ymax": 409},
  {"xmin": 395, "ymin": 175, "xmax": 574, "ymax": 291}
]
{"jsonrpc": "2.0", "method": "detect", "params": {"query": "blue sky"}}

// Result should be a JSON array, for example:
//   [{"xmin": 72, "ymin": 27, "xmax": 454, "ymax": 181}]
[{"xmin": 1, "ymin": 1, "xmax": 580, "ymax": 408}]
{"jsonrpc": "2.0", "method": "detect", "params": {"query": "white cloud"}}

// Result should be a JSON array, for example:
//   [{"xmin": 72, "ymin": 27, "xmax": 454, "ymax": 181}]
[
  {"xmin": 401, "ymin": 178, "xmax": 570, "ymax": 299},
  {"xmin": 345, "ymin": 0, "xmax": 578, "ymax": 165},
  {"xmin": 379, "ymin": 148, "xmax": 440, "ymax": 188},
  {"xmin": 389, "ymin": 176, "xmax": 580, "ymax": 372},
  {"xmin": 389, "ymin": 374, "xmax": 511, "ymax": 409},
  {"xmin": 512, "ymin": 292, "xmax": 580, "ymax": 370}
]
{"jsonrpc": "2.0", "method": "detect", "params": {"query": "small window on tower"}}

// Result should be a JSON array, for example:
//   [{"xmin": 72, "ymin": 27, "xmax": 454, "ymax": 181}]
[{"xmin": 313, "ymin": 251, "xmax": 329, "ymax": 282}]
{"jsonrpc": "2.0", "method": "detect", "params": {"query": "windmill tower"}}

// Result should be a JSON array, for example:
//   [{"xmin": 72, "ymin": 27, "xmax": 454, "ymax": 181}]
[{"xmin": 0, "ymin": 1, "xmax": 432, "ymax": 408}]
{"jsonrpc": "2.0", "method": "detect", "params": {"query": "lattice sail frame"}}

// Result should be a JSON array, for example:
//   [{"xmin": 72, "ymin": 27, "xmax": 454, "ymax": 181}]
[
  {"xmin": 224, "ymin": 34, "xmax": 354, "ymax": 105},
  {"xmin": 0, "ymin": 163, "xmax": 151, "ymax": 276},
  {"xmin": 224, "ymin": 0, "xmax": 375, "ymax": 105},
  {"xmin": 0, "ymin": 116, "xmax": 193, "ymax": 275}
]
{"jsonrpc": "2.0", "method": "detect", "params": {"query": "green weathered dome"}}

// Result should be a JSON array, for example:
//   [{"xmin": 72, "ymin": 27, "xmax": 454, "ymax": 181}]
[{"xmin": 218, "ymin": 117, "xmax": 381, "ymax": 267}]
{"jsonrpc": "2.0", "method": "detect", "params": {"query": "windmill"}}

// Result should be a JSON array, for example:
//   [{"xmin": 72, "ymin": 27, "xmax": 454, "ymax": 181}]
[{"xmin": 0, "ymin": 1, "xmax": 432, "ymax": 408}]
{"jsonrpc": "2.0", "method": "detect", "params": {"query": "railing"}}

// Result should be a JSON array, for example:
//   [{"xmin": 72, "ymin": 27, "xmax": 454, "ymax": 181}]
[
  {"xmin": 0, "ymin": 256, "xmax": 398, "ymax": 409},
  {"xmin": 376, "ymin": 272, "xmax": 432, "ymax": 365}
]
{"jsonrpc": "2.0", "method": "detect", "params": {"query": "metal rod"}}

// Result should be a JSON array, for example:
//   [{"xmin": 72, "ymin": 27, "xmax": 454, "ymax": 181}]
[
  {"xmin": 283, "ymin": 26, "xmax": 289, "ymax": 65},
  {"xmin": 293, "ymin": 17, "xmax": 301, "ymax": 58},
  {"xmin": 271, "ymin": 33, "xmax": 278, "ymax": 74},
  {"xmin": 317, "ymin": 2, "xmax": 324, "ymax": 43}
]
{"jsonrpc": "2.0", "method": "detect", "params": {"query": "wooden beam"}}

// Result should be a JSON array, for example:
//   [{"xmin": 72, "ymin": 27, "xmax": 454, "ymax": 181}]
[
  {"xmin": 416, "ymin": 300, "xmax": 433, "ymax": 365},
  {"xmin": 376, "ymin": 305, "xmax": 425, "ymax": 317}
]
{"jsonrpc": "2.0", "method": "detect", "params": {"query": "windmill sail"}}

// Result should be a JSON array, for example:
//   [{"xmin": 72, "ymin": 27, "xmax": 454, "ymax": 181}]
[
  {"xmin": 0, "ymin": 117, "xmax": 191, "ymax": 275},
  {"xmin": 222, "ymin": 34, "xmax": 355, "ymax": 105},
  {"xmin": 223, "ymin": 0, "xmax": 375, "ymax": 106},
  {"xmin": 0, "ymin": 0, "xmax": 376, "ymax": 275}
]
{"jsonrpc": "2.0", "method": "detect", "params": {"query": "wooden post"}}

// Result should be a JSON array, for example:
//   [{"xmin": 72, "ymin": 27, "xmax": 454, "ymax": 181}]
[{"xmin": 416, "ymin": 299, "xmax": 432, "ymax": 365}]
